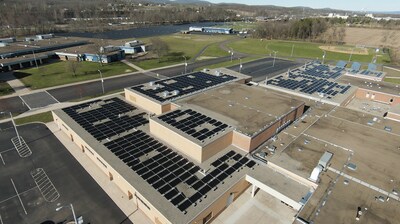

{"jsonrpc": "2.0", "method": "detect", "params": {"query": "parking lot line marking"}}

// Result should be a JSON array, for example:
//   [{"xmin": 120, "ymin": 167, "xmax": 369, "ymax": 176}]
[
  {"xmin": 18, "ymin": 96, "xmax": 31, "ymax": 110},
  {"xmin": 0, "ymin": 148, "xmax": 15, "ymax": 154},
  {"xmin": 45, "ymin": 90, "xmax": 60, "ymax": 103},
  {"xmin": 0, "ymin": 186, "xmax": 37, "ymax": 205},
  {"xmin": 0, "ymin": 154, "xmax": 4, "ymax": 165},
  {"xmin": 0, "ymin": 214, "xmax": 3, "ymax": 224},
  {"xmin": 10, "ymin": 178, "xmax": 27, "ymax": 215}
]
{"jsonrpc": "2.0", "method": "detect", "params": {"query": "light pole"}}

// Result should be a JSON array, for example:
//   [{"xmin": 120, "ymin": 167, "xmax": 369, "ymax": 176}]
[
  {"xmin": 32, "ymin": 50, "xmax": 39, "ymax": 69},
  {"xmin": 291, "ymin": 44, "xmax": 295, "ymax": 57},
  {"xmin": 272, "ymin": 51, "xmax": 278, "ymax": 67},
  {"xmin": 239, "ymin": 58, "xmax": 242, "ymax": 73},
  {"xmin": 348, "ymin": 48, "xmax": 354, "ymax": 62},
  {"xmin": 56, "ymin": 203, "xmax": 78, "ymax": 224},
  {"xmin": 0, "ymin": 111, "xmax": 21, "ymax": 145},
  {"xmin": 182, "ymin": 56, "xmax": 187, "ymax": 74},
  {"xmin": 229, "ymin": 48, "xmax": 233, "ymax": 62},
  {"xmin": 322, "ymin": 50, "xmax": 326, "ymax": 64},
  {"xmin": 98, "ymin": 70, "xmax": 105, "ymax": 94}
]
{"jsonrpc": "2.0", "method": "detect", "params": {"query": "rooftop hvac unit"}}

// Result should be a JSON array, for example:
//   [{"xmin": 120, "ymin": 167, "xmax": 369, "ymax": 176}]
[
  {"xmin": 310, "ymin": 165, "xmax": 323, "ymax": 182},
  {"xmin": 148, "ymin": 81, "xmax": 155, "ymax": 86},
  {"xmin": 215, "ymin": 71, "xmax": 221, "ymax": 76},
  {"xmin": 162, "ymin": 91, "xmax": 168, "ymax": 97}
]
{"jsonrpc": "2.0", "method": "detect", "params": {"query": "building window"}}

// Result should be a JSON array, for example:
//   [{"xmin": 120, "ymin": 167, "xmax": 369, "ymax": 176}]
[
  {"xmin": 203, "ymin": 212, "xmax": 213, "ymax": 224},
  {"xmin": 96, "ymin": 157, "xmax": 107, "ymax": 168}
]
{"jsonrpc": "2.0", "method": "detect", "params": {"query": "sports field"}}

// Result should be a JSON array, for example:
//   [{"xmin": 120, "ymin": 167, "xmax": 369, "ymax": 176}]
[{"xmin": 227, "ymin": 39, "xmax": 391, "ymax": 64}]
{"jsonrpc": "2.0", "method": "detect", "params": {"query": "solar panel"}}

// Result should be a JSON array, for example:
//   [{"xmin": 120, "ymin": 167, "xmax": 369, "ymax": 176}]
[{"xmin": 130, "ymin": 72, "xmax": 237, "ymax": 103}]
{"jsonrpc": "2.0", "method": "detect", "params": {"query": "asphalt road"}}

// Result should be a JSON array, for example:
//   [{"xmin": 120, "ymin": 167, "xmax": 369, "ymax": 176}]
[
  {"xmin": 228, "ymin": 58, "xmax": 302, "ymax": 82},
  {"xmin": 0, "ymin": 122, "xmax": 131, "ymax": 224},
  {"xmin": 0, "ymin": 56, "xmax": 299, "ymax": 113}
]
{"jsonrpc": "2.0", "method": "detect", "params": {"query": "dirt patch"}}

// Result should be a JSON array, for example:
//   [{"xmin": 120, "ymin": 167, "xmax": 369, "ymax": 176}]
[
  {"xmin": 344, "ymin": 27, "xmax": 400, "ymax": 48},
  {"xmin": 319, "ymin": 45, "xmax": 369, "ymax": 55},
  {"xmin": 197, "ymin": 56, "xmax": 217, "ymax": 60}
]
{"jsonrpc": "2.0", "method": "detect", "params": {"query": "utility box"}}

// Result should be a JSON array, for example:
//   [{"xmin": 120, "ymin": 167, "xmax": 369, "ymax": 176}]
[{"xmin": 318, "ymin": 151, "xmax": 333, "ymax": 170}]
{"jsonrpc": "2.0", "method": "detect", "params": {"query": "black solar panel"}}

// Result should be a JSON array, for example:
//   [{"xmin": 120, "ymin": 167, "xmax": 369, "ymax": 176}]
[
  {"xmin": 267, "ymin": 62, "xmax": 351, "ymax": 98},
  {"xmin": 130, "ymin": 72, "xmax": 237, "ymax": 103},
  {"xmin": 63, "ymin": 98, "xmax": 147, "ymax": 141}
]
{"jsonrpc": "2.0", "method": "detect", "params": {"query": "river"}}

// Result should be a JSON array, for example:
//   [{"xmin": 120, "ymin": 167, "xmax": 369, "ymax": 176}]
[{"xmin": 57, "ymin": 22, "xmax": 225, "ymax": 39}]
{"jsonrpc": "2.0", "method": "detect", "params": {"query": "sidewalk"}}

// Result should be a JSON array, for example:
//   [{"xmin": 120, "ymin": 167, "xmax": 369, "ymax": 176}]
[
  {"xmin": 121, "ymin": 59, "xmax": 145, "ymax": 72},
  {"xmin": 1, "ymin": 72, "xmax": 31, "ymax": 95},
  {"xmin": 47, "ymin": 122, "xmax": 153, "ymax": 224}
]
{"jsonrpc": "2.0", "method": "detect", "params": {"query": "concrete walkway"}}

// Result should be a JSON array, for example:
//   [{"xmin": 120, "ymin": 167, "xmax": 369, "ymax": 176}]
[
  {"xmin": 1, "ymin": 72, "xmax": 31, "ymax": 94},
  {"xmin": 121, "ymin": 59, "xmax": 145, "ymax": 72},
  {"xmin": 47, "ymin": 121, "xmax": 153, "ymax": 224}
]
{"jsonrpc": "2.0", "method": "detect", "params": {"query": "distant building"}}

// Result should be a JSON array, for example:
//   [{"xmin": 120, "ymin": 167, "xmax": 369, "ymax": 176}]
[
  {"xmin": 188, "ymin": 26, "xmax": 233, "ymax": 34},
  {"xmin": 119, "ymin": 40, "xmax": 146, "ymax": 54}
]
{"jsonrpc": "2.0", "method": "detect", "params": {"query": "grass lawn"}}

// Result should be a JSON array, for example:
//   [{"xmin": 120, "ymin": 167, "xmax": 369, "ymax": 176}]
[
  {"xmin": 14, "ymin": 61, "xmax": 134, "ymax": 89},
  {"xmin": 15, "ymin": 111, "xmax": 53, "ymax": 125},
  {"xmin": 133, "ymin": 34, "xmax": 234, "ymax": 70},
  {"xmin": 227, "ymin": 39, "xmax": 391, "ymax": 64},
  {"xmin": 0, "ymin": 81, "xmax": 15, "ymax": 96},
  {"xmin": 384, "ymin": 78, "xmax": 400, "ymax": 84},
  {"xmin": 199, "ymin": 43, "xmax": 230, "ymax": 58}
]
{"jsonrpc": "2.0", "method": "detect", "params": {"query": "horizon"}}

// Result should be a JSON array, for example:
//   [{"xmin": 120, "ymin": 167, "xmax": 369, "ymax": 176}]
[{"xmin": 206, "ymin": 0, "xmax": 400, "ymax": 12}]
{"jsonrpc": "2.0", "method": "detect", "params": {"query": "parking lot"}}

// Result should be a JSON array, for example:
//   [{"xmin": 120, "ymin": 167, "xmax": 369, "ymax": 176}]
[
  {"xmin": 0, "ymin": 122, "xmax": 131, "ymax": 224},
  {"xmin": 228, "ymin": 58, "xmax": 301, "ymax": 82}
]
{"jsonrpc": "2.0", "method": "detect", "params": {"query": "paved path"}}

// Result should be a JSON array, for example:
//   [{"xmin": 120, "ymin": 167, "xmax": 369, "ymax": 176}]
[
  {"xmin": 121, "ymin": 59, "xmax": 145, "ymax": 72},
  {"xmin": 0, "ymin": 72, "xmax": 30, "ymax": 95},
  {"xmin": 47, "ymin": 122, "xmax": 153, "ymax": 224}
]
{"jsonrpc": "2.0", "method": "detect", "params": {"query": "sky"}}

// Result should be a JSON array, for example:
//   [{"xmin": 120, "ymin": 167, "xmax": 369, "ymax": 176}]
[{"xmin": 207, "ymin": 0, "xmax": 400, "ymax": 12}]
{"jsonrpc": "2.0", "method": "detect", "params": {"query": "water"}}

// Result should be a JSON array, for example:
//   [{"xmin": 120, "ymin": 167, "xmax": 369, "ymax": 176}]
[{"xmin": 57, "ymin": 22, "xmax": 225, "ymax": 39}]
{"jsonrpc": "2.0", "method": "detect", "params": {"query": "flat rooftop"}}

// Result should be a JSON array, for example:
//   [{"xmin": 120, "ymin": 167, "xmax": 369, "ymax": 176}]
[
  {"xmin": 338, "ymin": 75, "xmax": 400, "ymax": 96},
  {"xmin": 265, "ymin": 106, "xmax": 400, "ymax": 223},
  {"xmin": 389, "ymin": 104, "xmax": 400, "ymax": 115},
  {"xmin": 177, "ymin": 82, "xmax": 304, "ymax": 136},
  {"xmin": 0, "ymin": 37, "xmax": 89, "ymax": 56},
  {"xmin": 55, "ymin": 96, "xmax": 286, "ymax": 224},
  {"xmin": 128, "ymin": 71, "xmax": 239, "ymax": 104},
  {"xmin": 153, "ymin": 108, "xmax": 234, "ymax": 146}
]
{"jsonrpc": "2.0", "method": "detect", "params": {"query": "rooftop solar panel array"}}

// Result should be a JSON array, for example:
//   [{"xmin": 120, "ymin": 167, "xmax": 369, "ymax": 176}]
[
  {"xmin": 157, "ymin": 109, "xmax": 230, "ymax": 142},
  {"xmin": 336, "ymin": 60, "xmax": 347, "ymax": 68},
  {"xmin": 62, "ymin": 98, "xmax": 148, "ymax": 141},
  {"xmin": 103, "ymin": 130, "xmax": 257, "ymax": 213},
  {"xmin": 367, "ymin": 63, "xmax": 377, "ymax": 71},
  {"xmin": 267, "ymin": 62, "xmax": 351, "ymax": 99},
  {"xmin": 351, "ymin": 62, "xmax": 361, "ymax": 71},
  {"xmin": 130, "ymin": 72, "xmax": 237, "ymax": 103}
]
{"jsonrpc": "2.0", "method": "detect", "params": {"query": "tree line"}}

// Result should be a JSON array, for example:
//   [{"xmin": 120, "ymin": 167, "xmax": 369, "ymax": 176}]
[{"xmin": 253, "ymin": 18, "xmax": 345, "ymax": 44}]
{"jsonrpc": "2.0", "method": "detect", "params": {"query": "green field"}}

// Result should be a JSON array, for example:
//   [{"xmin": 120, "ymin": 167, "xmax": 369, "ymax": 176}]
[
  {"xmin": 133, "ymin": 34, "xmax": 234, "ymax": 69},
  {"xmin": 227, "ymin": 39, "xmax": 391, "ymax": 64},
  {"xmin": 14, "ymin": 111, "xmax": 53, "ymax": 125},
  {"xmin": 384, "ymin": 78, "xmax": 400, "ymax": 84},
  {"xmin": 200, "ymin": 43, "xmax": 230, "ymax": 58},
  {"xmin": 0, "ymin": 81, "xmax": 14, "ymax": 96},
  {"xmin": 14, "ymin": 61, "xmax": 134, "ymax": 89}
]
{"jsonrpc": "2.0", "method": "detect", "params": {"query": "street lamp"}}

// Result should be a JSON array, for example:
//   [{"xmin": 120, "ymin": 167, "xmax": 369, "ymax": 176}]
[
  {"xmin": 56, "ymin": 203, "xmax": 78, "ymax": 224},
  {"xmin": 98, "ymin": 70, "xmax": 105, "ymax": 94},
  {"xmin": 272, "ymin": 51, "xmax": 278, "ymax": 67},
  {"xmin": 0, "ymin": 111, "xmax": 21, "ymax": 145},
  {"xmin": 291, "ymin": 44, "xmax": 295, "ymax": 57},
  {"xmin": 348, "ymin": 48, "xmax": 354, "ymax": 62},
  {"xmin": 322, "ymin": 50, "xmax": 326, "ymax": 64},
  {"xmin": 229, "ymin": 48, "xmax": 234, "ymax": 62},
  {"xmin": 239, "ymin": 58, "xmax": 242, "ymax": 73},
  {"xmin": 182, "ymin": 56, "xmax": 187, "ymax": 74},
  {"xmin": 32, "ymin": 50, "xmax": 39, "ymax": 69}
]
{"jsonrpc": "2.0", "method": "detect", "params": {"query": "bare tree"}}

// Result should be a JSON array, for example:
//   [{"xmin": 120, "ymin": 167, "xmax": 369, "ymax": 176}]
[
  {"xmin": 150, "ymin": 37, "xmax": 170, "ymax": 62},
  {"xmin": 91, "ymin": 36, "xmax": 109, "ymax": 67},
  {"xmin": 66, "ymin": 60, "xmax": 81, "ymax": 77}
]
